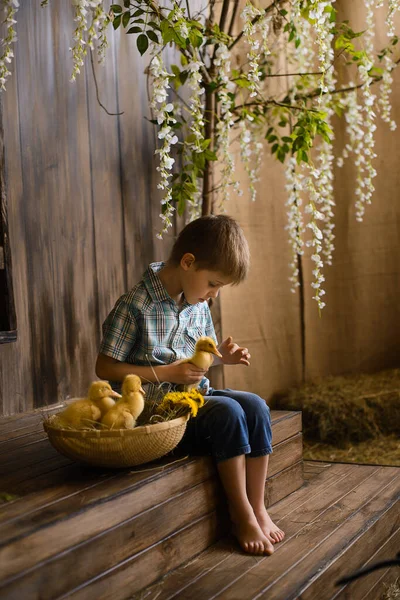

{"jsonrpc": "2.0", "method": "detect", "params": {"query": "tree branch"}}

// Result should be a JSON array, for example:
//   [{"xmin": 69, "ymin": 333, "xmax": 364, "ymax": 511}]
[
  {"xmin": 296, "ymin": 55, "xmax": 400, "ymax": 101},
  {"xmin": 90, "ymin": 51, "xmax": 123, "ymax": 116},
  {"xmin": 228, "ymin": 0, "xmax": 286, "ymax": 50},
  {"xmin": 219, "ymin": 0, "xmax": 231, "ymax": 33},
  {"xmin": 227, "ymin": 0, "xmax": 239, "ymax": 37}
]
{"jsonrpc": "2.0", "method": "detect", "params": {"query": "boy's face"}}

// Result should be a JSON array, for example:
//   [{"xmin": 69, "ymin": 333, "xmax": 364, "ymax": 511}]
[{"xmin": 181, "ymin": 255, "xmax": 232, "ymax": 305}]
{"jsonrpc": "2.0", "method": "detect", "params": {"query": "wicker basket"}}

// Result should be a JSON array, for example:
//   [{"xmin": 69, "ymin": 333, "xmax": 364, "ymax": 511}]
[{"xmin": 43, "ymin": 413, "xmax": 189, "ymax": 468}]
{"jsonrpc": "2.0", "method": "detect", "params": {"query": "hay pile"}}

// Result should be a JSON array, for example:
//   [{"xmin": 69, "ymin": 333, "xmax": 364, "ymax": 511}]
[{"xmin": 272, "ymin": 368, "xmax": 400, "ymax": 464}]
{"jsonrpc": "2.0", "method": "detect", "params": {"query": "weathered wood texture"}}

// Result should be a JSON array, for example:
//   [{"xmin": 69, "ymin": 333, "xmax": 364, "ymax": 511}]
[
  {"xmin": 0, "ymin": 408, "xmax": 302, "ymax": 599},
  {"xmin": 0, "ymin": 1, "xmax": 173, "ymax": 415},
  {"xmin": 136, "ymin": 461, "xmax": 400, "ymax": 600}
]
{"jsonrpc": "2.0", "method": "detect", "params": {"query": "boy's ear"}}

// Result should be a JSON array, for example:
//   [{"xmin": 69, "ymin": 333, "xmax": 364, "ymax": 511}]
[{"xmin": 181, "ymin": 253, "xmax": 196, "ymax": 270}]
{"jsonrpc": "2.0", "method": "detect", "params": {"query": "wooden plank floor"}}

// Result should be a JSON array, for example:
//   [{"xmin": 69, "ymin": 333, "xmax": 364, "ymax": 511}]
[
  {"xmin": 0, "ymin": 407, "xmax": 303, "ymax": 599},
  {"xmin": 134, "ymin": 461, "xmax": 400, "ymax": 600}
]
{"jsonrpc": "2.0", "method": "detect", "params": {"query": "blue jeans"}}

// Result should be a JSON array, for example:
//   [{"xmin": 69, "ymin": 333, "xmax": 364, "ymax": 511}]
[{"xmin": 177, "ymin": 388, "xmax": 273, "ymax": 462}]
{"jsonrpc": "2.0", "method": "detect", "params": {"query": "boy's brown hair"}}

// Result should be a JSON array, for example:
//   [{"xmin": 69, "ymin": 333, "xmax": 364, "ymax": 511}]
[{"xmin": 169, "ymin": 215, "xmax": 250, "ymax": 284}]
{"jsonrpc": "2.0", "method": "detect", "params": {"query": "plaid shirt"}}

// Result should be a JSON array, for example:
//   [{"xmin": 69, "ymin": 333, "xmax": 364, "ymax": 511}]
[{"xmin": 99, "ymin": 262, "xmax": 217, "ymax": 396}]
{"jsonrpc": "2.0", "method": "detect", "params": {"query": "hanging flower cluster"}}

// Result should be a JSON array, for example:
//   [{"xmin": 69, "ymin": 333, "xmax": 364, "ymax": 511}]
[
  {"xmin": 386, "ymin": 0, "xmax": 400, "ymax": 37},
  {"xmin": 0, "ymin": 0, "xmax": 18, "ymax": 91},
  {"xmin": 305, "ymin": 173, "xmax": 326, "ymax": 311},
  {"xmin": 184, "ymin": 58, "xmax": 205, "ymax": 153},
  {"xmin": 87, "ymin": 0, "xmax": 109, "ymax": 63},
  {"xmin": 354, "ymin": 0, "xmax": 378, "ymax": 222},
  {"xmin": 308, "ymin": 0, "xmax": 336, "ymax": 95},
  {"xmin": 70, "ymin": 0, "xmax": 110, "ymax": 82},
  {"xmin": 378, "ymin": 53, "xmax": 397, "ymax": 130},
  {"xmin": 239, "ymin": 117, "xmax": 263, "ymax": 203},
  {"xmin": 214, "ymin": 43, "xmax": 237, "ymax": 206},
  {"xmin": 241, "ymin": 2, "xmax": 272, "ymax": 98},
  {"xmin": 285, "ymin": 157, "xmax": 305, "ymax": 293},
  {"xmin": 149, "ymin": 53, "xmax": 178, "ymax": 239}
]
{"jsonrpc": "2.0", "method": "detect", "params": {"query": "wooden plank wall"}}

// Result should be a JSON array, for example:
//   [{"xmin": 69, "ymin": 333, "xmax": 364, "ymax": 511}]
[{"xmin": 0, "ymin": 1, "xmax": 173, "ymax": 415}]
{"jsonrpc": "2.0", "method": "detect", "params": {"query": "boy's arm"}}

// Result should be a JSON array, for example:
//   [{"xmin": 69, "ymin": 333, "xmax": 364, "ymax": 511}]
[
  {"xmin": 95, "ymin": 353, "xmax": 206, "ymax": 386},
  {"xmin": 96, "ymin": 353, "xmax": 165, "ymax": 384}
]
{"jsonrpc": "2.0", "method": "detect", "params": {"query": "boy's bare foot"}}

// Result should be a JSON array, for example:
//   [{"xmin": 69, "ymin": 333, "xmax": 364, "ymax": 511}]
[
  {"xmin": 254, "ymin": 507, "xmax": 285, "ymax": 544},
  {"xmin": 232, "ymin": 519, "xmax": 274, "ymax": 555}
]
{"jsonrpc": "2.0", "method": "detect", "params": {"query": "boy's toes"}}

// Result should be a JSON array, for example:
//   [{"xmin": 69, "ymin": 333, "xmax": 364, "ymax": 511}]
[{"xmin": 263, "ymin": 539, "xmax": 274, "ymax": 555}]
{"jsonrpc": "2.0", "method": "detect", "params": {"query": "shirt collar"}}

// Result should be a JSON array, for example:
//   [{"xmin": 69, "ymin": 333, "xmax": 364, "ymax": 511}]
[
  {"xmin": 143, "ymin": 262, "xmax": 192, "ymax": 310},
  {"xmin": 143, "ymin": 262, "xmax": 170, "ymax": 303}
]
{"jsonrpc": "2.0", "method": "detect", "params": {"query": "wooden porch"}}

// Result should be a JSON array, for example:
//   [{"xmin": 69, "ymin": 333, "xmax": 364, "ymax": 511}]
[{"xmin": 0, "ymin": 407, "xmax": 398, "ymax": 600}]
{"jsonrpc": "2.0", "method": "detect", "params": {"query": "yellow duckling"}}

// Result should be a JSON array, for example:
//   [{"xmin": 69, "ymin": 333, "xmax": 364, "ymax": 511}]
[
  {"xmin": 182, "ymin": 336, "xmax": 222, "ymax": 391},
  {"xmin": 101, "ymin": 374, "xmax": 145, "ymax": 429},
  {"xmin": 52, "ymin": 381, "xmax": 121, "ymax": 429}
]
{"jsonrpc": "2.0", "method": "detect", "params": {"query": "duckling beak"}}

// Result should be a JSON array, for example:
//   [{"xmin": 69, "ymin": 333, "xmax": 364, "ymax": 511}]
[
  {"xmin": 140, "ymin": 387, "xmax": 145, "ymax": 395},
  {"xmin": 211, "ymin": 347, "xmax": 223, "ymax": 358},
  {"xmin": 110, "ymin": 391, "xmax": 122, "ymax": 398}
]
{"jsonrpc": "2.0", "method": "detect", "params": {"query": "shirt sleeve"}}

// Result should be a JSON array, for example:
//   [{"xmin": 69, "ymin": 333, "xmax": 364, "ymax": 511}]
[
  {"xmin": 99, "ymin": 299, "xmax": 138, "ymax": 362},
  {"xmin": 204, "ymin": 304, "xmax": 218, "ymax": 345}
]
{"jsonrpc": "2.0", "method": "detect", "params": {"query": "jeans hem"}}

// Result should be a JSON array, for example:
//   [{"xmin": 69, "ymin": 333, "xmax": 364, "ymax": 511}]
[
  {"xmin": 248, "ymin": 446, "xmax": 273, "ymax": 458},
  {"xmin": 214, "ymin": 444, "xmax": 251, "ymax": 462}
]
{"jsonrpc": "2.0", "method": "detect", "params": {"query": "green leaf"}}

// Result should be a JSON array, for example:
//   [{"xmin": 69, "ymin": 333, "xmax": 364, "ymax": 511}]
[
  {"xmin": 189, "ymin": 29, "xmax": 203, "ymax": 48},
  {"xmin": 122, "ymin": 11, "xmax": 130, "ymax": 28},
  {"xmin": 147, "ymin": 30, "xmax": 159, "ymax": 44},
  {"xmin": 137, "ymin": 33, "xmax": 149, "ymax": 55},
  {"xmin": 277, "ymin": 149, "xmax": 286, "ymax": 163},
  {"xmin": 204, "ymin": 149, "xmax": 218, "ymax": 161},
  {"xmin": 127, "ymin": 26, "xmax": 142, "ymax": 34},
  {"xmin": 171, "ymin": 64, "xmax": 180, "ymax": 77},
  {"xmin": 111, "ymin": 4, "xmax": 123, "ymax": 13},
  {"xmin": 132, "ymin": 8, "xmax": 144, "ymax": 17},
  {"xmin": 281, "ymin": 136, "xmax": 292, "ymax": 143},
  {"xmin": 112, "ymin": 14, "xmax": 122, "ymax": 29},
  {"xmin": 148, "ymin": 21, "xmax": 161, "ymax": 30},
  {"xmin": 200, "ymin": 138, "xmax": 211, "ymax": 149},
  {"xmin": 123, "ymin": 0, "xmax": 130, "ymax": 7},
  {"xmin": 271, "ymin": 143, "xmax": 279, "ymax": 154},
  {"xmin": 236, "ymin": 77, "xmax": 250, "ymax": 89},
  {"xmin": 179, "ymin": 71, "xmax": 189, "ymax": 85},
  {"xmin": 160, "ymin": 20, "xmax": 175, "ymax": 44}
]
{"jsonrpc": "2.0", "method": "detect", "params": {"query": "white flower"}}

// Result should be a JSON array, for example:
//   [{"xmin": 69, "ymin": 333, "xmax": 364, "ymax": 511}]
[
  {"xmin": 214, "ymin": 43, "xmax": 239, "ymax": 207},
  {"xmin": 0, "ymin": 0, "xmax": 19, "ymax": 90},
  {"xmin": 183, "ymin": 56, "xmax": 205, "ymax": 153}
]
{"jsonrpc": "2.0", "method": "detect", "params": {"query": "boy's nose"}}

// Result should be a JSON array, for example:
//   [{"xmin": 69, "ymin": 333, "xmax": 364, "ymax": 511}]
[{"xmin": 208, "ymin": 289, "xmax": 219, "ymax": 299}]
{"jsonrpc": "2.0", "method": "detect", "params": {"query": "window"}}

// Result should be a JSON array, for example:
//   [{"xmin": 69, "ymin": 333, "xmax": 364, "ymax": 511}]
[{"xmin": 0, "ymin": 156, "xmax": 17, "ymax": 343}]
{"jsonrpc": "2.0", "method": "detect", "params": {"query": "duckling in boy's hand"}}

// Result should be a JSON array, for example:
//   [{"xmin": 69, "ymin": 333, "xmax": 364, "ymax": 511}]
[
  {"xmin": 52, "ymin": 381, "xmax": 121, "ymax": 429},
  {"xmin": 101, "ymin": 374, "xmax": 145, "ymax": 429},
  {"xmin": 182, "ymin": 336, "xmax": 222, "ymax": 391}
]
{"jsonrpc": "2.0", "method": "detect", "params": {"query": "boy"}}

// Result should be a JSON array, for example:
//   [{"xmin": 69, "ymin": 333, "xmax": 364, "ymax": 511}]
[{"xmin": 96, "ymin": 215, "xmax": 284, "ymax": 555}]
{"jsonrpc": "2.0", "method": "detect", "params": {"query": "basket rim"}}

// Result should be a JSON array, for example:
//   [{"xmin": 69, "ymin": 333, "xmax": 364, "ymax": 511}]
[{"xmin": 43, "ymin": 413, "xmax": 189, "ymax": 438}]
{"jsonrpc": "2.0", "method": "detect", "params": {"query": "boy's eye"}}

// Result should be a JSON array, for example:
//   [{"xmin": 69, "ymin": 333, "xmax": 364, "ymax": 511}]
[{"xmin": 209, "ymin": 282, "xmax": 217, "ymax": 287}]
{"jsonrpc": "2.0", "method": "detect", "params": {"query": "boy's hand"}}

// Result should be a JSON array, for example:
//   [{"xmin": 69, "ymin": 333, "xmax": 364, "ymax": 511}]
[
  {"xmin": 219, "ymin": 336, "xmax": 251, "ymax": 366},
  {"xmin": 162, "ymin": 360, "xmax": 207, "ymax": 385}
]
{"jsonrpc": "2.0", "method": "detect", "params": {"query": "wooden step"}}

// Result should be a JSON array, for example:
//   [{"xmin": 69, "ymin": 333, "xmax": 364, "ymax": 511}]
[
  {"xmin": 124, "ymin": 461, "xmax": 400, "ymax": 600},
  {"xmin": 0, "ymin": 409, "xmax": 302, "ymax": 599}
]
